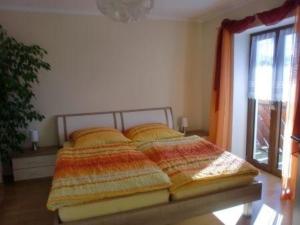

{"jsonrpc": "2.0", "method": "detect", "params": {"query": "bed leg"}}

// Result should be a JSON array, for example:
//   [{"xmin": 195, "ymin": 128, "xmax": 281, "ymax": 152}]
[
  {"xmin": 243, "ymin": 203, "xmax": 252, "ymax": 217},
  {"xmin": 54, "ymin": 212, "xmax": 60, "ymax": 225}
]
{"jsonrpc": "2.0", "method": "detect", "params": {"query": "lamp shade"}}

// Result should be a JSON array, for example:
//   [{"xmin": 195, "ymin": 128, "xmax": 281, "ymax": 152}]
[
  {"xmin": 181, "ymin": 117, "xmax": 188, "ymax": 128},
  {"xmin": 31, "ymin": 129, "xmax": 39, "ymax": 143}
]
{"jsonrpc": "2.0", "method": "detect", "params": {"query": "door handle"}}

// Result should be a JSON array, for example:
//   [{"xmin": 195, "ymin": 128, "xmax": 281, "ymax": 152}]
[
  {"xmin": 270, "ymin": 104, "xmax": 276, "ymax": 111},
  {"xmin": 270, "ymin": 101, "xmax": 278, "ymax": 111}
]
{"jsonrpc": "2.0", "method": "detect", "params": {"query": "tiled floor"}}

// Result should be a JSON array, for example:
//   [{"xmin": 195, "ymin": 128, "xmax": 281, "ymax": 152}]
[{"xmin": 0, "ymin": 171, "xmax": 294, "ymax": 225}]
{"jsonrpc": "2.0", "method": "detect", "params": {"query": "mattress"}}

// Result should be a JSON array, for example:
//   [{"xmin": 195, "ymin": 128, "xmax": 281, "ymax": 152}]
[
  {"xmin": 171, "ymin": 175, "xmax": 255, "ymax": 200},
  {"xmin": 59, "ymin": 189, "xmax": 169, "ymax": 222}
]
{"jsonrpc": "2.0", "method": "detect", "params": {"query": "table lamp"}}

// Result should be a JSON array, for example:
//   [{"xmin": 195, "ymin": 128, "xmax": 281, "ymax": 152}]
[
  {"xmin": 181, "ymin": 117, "xmax": 188, "ymax": 134},
  {"xmin": 31, "ymin": 129, "xmax": 39, "ymax": 151}
]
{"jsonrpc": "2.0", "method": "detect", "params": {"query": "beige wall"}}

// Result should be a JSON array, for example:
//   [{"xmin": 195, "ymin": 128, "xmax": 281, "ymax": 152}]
[
  {"xmin": 0, "ymin": 10, "xmax": 204, "ymax": 147},
  {"xmin": 200, "ymin": 0, "xmax": 286, "ymax": 130}
]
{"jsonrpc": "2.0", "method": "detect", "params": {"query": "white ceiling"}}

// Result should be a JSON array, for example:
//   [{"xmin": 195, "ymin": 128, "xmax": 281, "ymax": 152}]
[{"xmin": 0, "ymin": 0, "xmax": 257, "ymax": 22}]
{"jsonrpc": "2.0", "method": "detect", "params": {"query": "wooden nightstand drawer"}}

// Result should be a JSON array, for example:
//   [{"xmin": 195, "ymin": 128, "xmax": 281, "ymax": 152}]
[
  {"xmin": 12, "ymin": 146, "xmax": 58, "ymax": 181},
  {"xmin": 14, "ymin": 165, "xmax": 55, "ymax": 181},
  {"xmin": 13, "ymin": 155, "xmax": 56, "ymax": 170}
]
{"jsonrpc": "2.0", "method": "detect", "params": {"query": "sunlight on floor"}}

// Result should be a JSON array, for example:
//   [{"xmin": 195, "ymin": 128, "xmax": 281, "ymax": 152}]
[
  {"xmin": 254, "ymin": 204, "xmax": 283, "ymax": 225},
  {"xmin": 213, "ymin": 204, "xmax": 283, "ymax": 225},
  {"xmin": 213, "ymin": 205, "xmax": 243, "ymax": 225},
  {"xmin": 275, "ymin": 214, "xmax": 283, "ymax": 225}
]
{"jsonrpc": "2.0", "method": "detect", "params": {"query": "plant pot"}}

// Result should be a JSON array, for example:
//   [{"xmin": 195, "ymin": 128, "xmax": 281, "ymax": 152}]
[{"xmin": 1, "ymin": 158, "xmax": 14, "ymax": 184}]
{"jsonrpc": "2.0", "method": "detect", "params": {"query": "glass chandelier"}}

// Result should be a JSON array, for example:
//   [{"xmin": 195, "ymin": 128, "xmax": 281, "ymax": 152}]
[{"xmin": 96, "ymin": 0, "xmax": 154, "ymax": 23}]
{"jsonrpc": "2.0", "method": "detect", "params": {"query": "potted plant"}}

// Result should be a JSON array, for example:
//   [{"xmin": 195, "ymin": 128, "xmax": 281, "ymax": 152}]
[{"xmin": 0, "ymin": 25, "xmax": 51, "ymax": 183}]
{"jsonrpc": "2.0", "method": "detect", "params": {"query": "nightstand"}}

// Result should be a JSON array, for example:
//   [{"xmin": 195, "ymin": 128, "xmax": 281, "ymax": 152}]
[
  {"xmin": 185, "ymin": 129, "xmax": 209, "ymax": 137},
  {"xmin": 12, "ymin": 146, "xmax": 58, "ymax": 181}
]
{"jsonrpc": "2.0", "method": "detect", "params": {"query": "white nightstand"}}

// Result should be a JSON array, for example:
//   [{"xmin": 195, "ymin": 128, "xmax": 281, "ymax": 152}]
[{"xmin": 12, "ymin": 146, "xmax": 58, "ymax": 181}]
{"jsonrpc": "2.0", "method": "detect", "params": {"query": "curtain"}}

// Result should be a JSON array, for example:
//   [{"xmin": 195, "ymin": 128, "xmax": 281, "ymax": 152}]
[
  {"xmin": 277, "ymin": 27, "xmax": 295, "ymax": 102},
  {"xmin": 209, "ymin": 16, "xmax": 255, "ymax": 149},
  {"xmin": 212, "ymin": 16, "xmax": 256, "ymax": 111},
  {"xmin": 209, "ymin": 29, "xmax": 233, "ymax": 149},
  {"xmin": 209, "ymin": 0, "xmax": 300, "ymax": 199},
  {"xmin": 293, "ymin": 7, "xmax": 300, "ymax": 140},
  {"xmin": 257, "ymin": 0, "xmax": 296, "ymax": 25},
  {"xmin": 282, "ymin": 6, "xmax": 300, "ymax": 200},
  {"xmin": 248, "ymin": 32, "xmax": 276, "ymax": 101}
]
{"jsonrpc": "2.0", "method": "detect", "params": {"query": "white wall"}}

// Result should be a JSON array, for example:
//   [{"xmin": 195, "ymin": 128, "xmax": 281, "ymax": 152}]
[
  {"xmin": 231, "ymin": 33, "xmax": 250, "ymax": 158},
  {"xmin": 0, "ymin": 10, "xmax": 203, "ymax": 147}
]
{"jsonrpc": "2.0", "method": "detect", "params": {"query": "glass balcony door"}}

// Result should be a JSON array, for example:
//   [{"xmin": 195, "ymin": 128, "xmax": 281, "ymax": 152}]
[{"xmin": 246, "ymin": 25, "xmax": 294, "ymax": 176}]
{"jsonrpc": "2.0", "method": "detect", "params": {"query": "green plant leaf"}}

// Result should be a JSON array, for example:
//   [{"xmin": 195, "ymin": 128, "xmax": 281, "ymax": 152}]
[{"xmin": 0, "ymin": 25, "xmax": 51, "ymax": 162}]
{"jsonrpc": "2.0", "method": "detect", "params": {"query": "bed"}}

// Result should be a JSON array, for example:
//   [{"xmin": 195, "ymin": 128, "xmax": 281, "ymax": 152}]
[{"xmin": 52, "ymin": 106, "xmax": 262, "ymax": 225}]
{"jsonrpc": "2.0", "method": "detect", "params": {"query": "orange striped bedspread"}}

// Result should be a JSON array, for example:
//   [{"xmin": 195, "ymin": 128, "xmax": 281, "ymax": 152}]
[
  {"xmin": 47, "ymin": 143, "xmax": 171, "ymax": 211},
  {"xmin": 137, "ymin": 136, "xmax": 259, "ymax": 193}
]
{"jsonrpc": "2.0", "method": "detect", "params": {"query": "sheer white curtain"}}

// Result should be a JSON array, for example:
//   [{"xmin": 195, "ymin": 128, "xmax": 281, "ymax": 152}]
[
  {"xmin": 248, "ymin": 27, "xmax": 294, "ymax": 102},
  {"xmin": 248, "ymin": 32, "xmax": 276, "ymax": 101},
  {"xmin": 276, "ymin": 27, "xmax": 295, "ymax": 102}
]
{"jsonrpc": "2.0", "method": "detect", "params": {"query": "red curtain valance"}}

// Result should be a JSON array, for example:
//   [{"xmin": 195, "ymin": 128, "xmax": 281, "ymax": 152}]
[
  {"xmin": 222, "ymin": 16, "xmax": 256, "ymax": 33},
  {"xmin": 257, "ymin": 0, "xmax": 298, "ymax": 25}
]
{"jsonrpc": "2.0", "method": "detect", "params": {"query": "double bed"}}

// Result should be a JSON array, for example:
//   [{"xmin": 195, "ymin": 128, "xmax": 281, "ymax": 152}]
[{"xmin": 50, "ymin": 107, "xmax": 262, "ymax": 225}]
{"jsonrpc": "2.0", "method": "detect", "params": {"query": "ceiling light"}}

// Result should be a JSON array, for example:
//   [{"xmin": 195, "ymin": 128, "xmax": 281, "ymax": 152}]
[{"xmin": 96, "ymin": 0, "xmax": 154, "ymax": 23}]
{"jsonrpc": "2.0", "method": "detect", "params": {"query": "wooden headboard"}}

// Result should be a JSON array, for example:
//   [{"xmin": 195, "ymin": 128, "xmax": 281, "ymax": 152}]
[{"xmin": 56, "ymin": 107, "xmax": 174, "ymax": 146}]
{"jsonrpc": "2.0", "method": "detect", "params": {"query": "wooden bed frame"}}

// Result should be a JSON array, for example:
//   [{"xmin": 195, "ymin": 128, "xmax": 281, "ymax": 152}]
[
  {"xmin": 54, "ymin": 107, "xmax": 262, "ymax": 224},
  {"xmin": 54, "ymin": 182, "xmax": 262, "ymax": 225}
]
